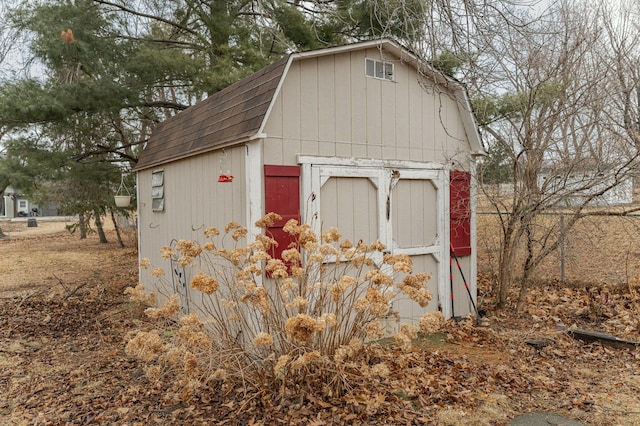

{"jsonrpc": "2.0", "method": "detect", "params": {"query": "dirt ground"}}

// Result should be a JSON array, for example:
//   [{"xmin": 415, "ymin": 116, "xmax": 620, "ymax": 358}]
[
  {"xmin": 0, "ymin": 219, "xmax": 127, "ymax": 297},
  {"xmin": 1, "ymin": 219, "xmax": 639, "ymax": 425}
]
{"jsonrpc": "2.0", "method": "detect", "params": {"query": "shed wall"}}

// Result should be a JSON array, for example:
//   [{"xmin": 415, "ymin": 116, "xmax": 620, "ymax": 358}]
[
  {"xmin": 136, "ymin": 44, "xmax": 479, "ymax": 320},
  {"xmin": 260, "ymin": 48, "xmax": 477, "ymax": 319},
  {"xmin": 262, "ymin": 48, "xmax": 471, "ymax": 166},
  {"xmin": 137, "ymin": 146, "xmax": 247, "ymax": 296}
]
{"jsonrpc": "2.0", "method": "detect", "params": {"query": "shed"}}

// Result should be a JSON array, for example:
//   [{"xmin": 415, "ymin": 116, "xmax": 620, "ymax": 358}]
[{"xmin": 135, "ymin": 39, "xmax": 485, "ymax": 324}]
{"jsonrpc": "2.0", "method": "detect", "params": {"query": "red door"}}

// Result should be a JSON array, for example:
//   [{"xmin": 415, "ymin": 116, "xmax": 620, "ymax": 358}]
[{"xmin": 264, "ymin": 165, "xmax": 301, "ymax": 261}]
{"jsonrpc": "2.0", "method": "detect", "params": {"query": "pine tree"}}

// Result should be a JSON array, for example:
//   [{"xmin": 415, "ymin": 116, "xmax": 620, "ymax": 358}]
[{"xmin": 0, "ymin": 0, "xmax": 432, "ymax": 235}]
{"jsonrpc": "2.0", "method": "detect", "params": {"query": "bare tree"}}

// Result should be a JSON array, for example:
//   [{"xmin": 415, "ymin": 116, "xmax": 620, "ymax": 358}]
[
  {"xmin": 602, "ymin": 0, "xmax": 640, "ymax": 152},
  {"xmin": 474, "ymin": 0, "xmax": 640, "ymax": 311}
]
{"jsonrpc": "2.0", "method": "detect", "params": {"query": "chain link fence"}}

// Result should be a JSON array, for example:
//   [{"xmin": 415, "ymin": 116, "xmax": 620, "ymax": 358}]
[{"xmin": 477, "ymin": 211, "xmax": 640, "ymax": 288}]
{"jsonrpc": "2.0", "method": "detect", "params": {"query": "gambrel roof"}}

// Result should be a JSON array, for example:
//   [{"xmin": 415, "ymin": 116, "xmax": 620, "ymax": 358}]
[
  {"xmin": 134, "ymin": 56, "xmax": 289, "ymax": 170},
  {"xmin": 135, "ymin": 39, "xmax": 483, "ymax": 171}
]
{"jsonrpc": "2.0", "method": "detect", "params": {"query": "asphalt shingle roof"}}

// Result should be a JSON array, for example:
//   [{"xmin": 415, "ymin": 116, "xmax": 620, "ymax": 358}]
[{"xmin": 135, "ymin": 56, "xmax": 289, "ymax": 170}]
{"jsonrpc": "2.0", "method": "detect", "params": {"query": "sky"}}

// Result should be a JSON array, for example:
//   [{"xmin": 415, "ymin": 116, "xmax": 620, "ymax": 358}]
[{"xmin": 0, "ymin": 0, "xmax": 50, "ymax": 82}]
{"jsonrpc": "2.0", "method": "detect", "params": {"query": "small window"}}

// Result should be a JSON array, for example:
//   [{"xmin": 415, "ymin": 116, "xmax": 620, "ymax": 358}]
[
  {"xmin": 151, "ymin": 170, "xmax": 165, "ymax": 212},
  {"xmin": 152, "ymin": 198, "xmax": 165, "ymax": 212},
  {"xmin": 365, "ymin": 58, "xmax": 394, "ymax": 81},
  {"xmin": 151, "ymin": 170, "xmax": 164, "ymax": 186},
  {"xmin": 151, "ymin": 186, "xmax": 164, "ymax": 199}
]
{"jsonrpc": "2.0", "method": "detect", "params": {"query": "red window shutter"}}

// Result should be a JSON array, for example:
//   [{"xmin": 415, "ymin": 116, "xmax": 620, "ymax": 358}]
[
  {"xmin": 264, "ymin": 165, "xmax": 301, "ymax": 262},
  {"xmin": 450, "ymin": 170, "xmax": 471, "ymax": 257}
]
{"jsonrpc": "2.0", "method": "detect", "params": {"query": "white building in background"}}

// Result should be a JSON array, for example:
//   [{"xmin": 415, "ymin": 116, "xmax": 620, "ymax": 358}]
[
  {"xmin": 0, "ymin": 186, "xmax": 62, "ymax": 218},
  {"xmin": 538, "ymin": 165, "xmax": 634, "ymax": 207},
  {"xmin": 1, "ymin": 186, "xmax": 31, "ymax": 218}
]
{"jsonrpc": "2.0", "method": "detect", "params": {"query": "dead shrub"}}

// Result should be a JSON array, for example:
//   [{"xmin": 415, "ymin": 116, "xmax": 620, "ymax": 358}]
[{"xmin": 125, "ymin": 214, "xmax": 439, "ymax": 403}]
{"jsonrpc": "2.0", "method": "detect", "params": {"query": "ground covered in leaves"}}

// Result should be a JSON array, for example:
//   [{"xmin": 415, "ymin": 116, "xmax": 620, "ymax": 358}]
[{"xmin": 1, "ymin": 221, "xmax": 639, "ymax": 425}]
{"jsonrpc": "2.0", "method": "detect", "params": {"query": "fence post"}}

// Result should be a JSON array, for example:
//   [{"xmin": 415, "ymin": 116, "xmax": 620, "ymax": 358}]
[{"xmin": 560, "ymin": 214, "xmax": 566, "ymax": 283}]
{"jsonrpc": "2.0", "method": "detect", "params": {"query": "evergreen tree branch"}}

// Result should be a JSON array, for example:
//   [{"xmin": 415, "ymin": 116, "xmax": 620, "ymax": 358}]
[{"xmin": 92, "ymin": 0, "xmax": 201, "ymax": 39}]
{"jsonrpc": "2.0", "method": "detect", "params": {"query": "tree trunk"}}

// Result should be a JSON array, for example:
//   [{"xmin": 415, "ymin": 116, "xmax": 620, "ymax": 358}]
[
  {"xmin": 497, "ymin": 242, "xmax": 515, "ymax": 308},
  {"xmin": 94, "ymin": 210, "xmax": 108, "ymax": 243},
  {"xmin": 109, "ymin": 208, "xmax": 125, "ymax": 248},
  {"xmin": 496, "ymin": 214, "xmax": 521, "ymax": 309},
  {"xmin": 516, "ymin": 221, "xmax": 535, "ymax": 313},
  {"xmin": 79, "ymin": 213, "xmax": 87, "ymax": 239}
]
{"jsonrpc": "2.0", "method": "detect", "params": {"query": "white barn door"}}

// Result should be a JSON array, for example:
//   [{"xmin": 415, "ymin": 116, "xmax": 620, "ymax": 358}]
[
  {"xmin": 389, "ymin": 170, "xmax": 446, "ymax": 323},
  {"xmin": 299, "ymin": 157, "xmax": 449, "ymax": 321}
]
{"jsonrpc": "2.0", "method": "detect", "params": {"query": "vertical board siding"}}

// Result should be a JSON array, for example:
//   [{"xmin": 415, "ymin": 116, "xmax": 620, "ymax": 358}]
[
  {"xmin": 264, "ymin": 139, "xmax": 284, "ymax": 165},
  {"xmin": 267, "ymin": 90, "xmax": 283, "ymax": 138},
  {"xmin": 189, "ymin": 152, "xmax": 204, "ymax": 229},
  {"xmin": 300, "ymin": 59, "xmax": 319, "ymax": 142},
  {"xmin": 335, "ymin": 141, "xmax": 352, "ymax": 158},
  {"xmin": 392, "ymin": 179, "xmax": 438, "ymax": 248},
  {"xmin": 335, "ymin": 54, "xmax": 352, "ymax": 143},
  {"xmin": 439, "ymin": 92, "xmax": 468, "ymax": 161},
  {"xmin": 318, "ymin": 55, "xmax": 336, "ymax": 143},
  {"xmin": 282, "ymin": 62, "xmax": 301, "ymax": 141},
  {"xmin": 392, "ymin": 254, "xmax": 440, "ymax": 324},
  {"xmin": 318, "ymin": 141, "xmax": 337, "ymax": 157},
  {"xmin": 320, "ymin": 177, "xmax": 378, "ymax": 244},
  {"xmin": 381, "ymin": 71, "xmax": 397, "ymax": 149},
  {"xmin": 351, "ymin": 141, "xmax": 368, "ymax": 159},
  {"xmin": 283, "ymin": 139, "xmax": 303, "ymax": 164},
  {"xmin": 366, "ymin": 72, "xmax": 383, "ymax": 149},
  {"xmin": 138, "ymin": 148, "xmax": 247, "ymax": 301},
  {"xmin": 395, "ymin": 62, "xmax": 410, "ymax": 161},
  {"xmin": 262, "ymin": 48, "xmax": 470, "ymax": 166},
  {"xmin": 409, "ymin": 76, "xmax": 427, "ymax": 160},
  {"xmin": 350, "ymin": 50, "xmax": 368, "ymax": 145}
]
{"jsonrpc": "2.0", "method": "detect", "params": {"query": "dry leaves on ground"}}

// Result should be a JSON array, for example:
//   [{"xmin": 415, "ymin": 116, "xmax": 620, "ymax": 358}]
[{"xmin": 1, "ymin": 229, "xmax": 639, "ymax": 425}]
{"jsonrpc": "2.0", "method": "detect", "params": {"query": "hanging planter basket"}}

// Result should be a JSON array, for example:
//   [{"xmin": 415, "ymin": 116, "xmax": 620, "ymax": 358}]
[
  {"xmin": 115, "ymin": 195, "xmax": 131, "ymax": 207},
  {"xmin": 114, "ymin": 174, "xmax": 131, "ymax": 207}
]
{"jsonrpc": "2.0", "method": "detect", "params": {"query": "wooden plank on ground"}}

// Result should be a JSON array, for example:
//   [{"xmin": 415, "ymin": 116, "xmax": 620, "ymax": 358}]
[{"xmin": 567, "ymin": 329, "xmax": 640, "ymax": 350}]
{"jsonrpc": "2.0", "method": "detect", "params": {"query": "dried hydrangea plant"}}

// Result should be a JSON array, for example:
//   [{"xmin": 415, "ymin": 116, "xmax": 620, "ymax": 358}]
[{"xmin": 126, "ymin": 213, "xmax": 441, "ymax": 401}]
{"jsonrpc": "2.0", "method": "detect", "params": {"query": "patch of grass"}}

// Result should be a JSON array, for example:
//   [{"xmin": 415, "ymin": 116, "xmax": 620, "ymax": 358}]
[{"xmin": 414, "ymin": 332, "xmax": 449, "ymax": 349}]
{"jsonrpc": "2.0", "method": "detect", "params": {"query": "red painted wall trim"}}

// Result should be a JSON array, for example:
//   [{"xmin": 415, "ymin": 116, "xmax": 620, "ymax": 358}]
[
  {"xmin": 264, "ymin": 165, "xmax": 301, "ymax": 267},
  {"xmin": 264, "ymin": 165, "xmax": 300, "ymax": 177},
  {"xmin": 450, "ymin": 170, "xmax": 472, "ymax": 257}
]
